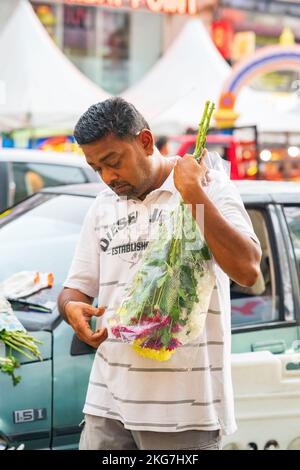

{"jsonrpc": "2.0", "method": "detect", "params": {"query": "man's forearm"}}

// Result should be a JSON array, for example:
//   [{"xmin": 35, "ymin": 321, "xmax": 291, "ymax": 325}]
[
  {"xmin": 58, "ymin": 288, "xmax": 93, "ymax": 323},
  {"xmin": 184, "ymin": 189, "xmax": 261, "ymax": 286}
]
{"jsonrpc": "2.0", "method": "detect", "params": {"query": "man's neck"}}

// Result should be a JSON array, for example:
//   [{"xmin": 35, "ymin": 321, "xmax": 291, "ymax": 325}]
[{"xmin": 139, "ymin": 157, "xmax": 175, "ymax": 201}]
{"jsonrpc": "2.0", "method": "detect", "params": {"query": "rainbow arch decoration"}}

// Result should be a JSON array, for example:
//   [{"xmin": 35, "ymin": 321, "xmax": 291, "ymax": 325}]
[{"xmin": 215, "ymin": 44, "xmax": 300, "ymax": 128}]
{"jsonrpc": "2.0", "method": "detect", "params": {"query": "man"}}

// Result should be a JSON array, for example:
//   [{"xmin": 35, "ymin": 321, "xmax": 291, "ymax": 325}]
[{"xmin": 58, "ymin": 97, "xmax": 261, "ymax": 450}]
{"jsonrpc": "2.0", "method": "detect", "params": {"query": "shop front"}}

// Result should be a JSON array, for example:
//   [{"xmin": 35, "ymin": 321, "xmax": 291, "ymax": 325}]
[{"xmin": 30, "ymin": 0, "xmax": 217, "ymax": 94}]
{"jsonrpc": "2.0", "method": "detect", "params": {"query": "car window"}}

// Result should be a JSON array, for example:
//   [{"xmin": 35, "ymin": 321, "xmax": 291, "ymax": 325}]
[
  {"xmin": 231, "ymin": 209, "xmax": 279, "ymax": 327},
  {"xmin": 284, "ymin": 206, "xmax": 300, "ymax": 279},
  {"xmin": 0, "ymin": 195, "xmax": 93, "ymax": 289},
  {"xmin": 12, "ymin": 162, "xmax": 88, "ymax": 205}
]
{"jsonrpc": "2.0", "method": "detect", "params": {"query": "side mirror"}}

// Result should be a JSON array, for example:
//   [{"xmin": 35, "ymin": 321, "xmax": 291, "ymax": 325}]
[{"xmin": 70, "ymin": 334, "xmax": 95, "ymax": 356}]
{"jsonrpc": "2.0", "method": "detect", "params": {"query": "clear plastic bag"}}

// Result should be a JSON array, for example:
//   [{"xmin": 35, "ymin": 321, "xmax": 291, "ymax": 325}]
[
  {"xmin": 0, "ymin": 298, "xmax": 26, "ymax": 333},
  {"xmin": 109, "ymin": 147, "xmax": 230, "ymax": 363},
  {"xmin": 109, "ymin": 197, "xmax": 216, "ymax": 363},
  {"xmin": 205, "ymin": 150, "xmax": 231, "ymax": 177}
]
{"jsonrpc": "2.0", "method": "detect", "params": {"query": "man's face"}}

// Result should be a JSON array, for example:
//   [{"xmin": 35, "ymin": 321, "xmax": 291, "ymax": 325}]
[{"xmin": 81, "ymin": 130, "xmax": 154, "ymax": 198}]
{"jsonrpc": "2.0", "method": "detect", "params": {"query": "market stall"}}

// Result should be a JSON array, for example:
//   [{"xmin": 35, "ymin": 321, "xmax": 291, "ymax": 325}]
[{"xmin": 0, "ymin": 0, "xmax": 110, "ymax": 136}]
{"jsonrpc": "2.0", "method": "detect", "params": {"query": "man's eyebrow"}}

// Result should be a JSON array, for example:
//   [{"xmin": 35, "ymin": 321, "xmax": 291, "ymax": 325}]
[{"xmin": 98, "ymin": 152, "xmax": 118, "ymax": 163}]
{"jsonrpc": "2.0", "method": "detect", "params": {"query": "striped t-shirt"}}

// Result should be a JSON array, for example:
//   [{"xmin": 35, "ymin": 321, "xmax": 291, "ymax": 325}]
[{"xmin": 64, "ymin": 166, "xmax": 259, "ymax": 435}]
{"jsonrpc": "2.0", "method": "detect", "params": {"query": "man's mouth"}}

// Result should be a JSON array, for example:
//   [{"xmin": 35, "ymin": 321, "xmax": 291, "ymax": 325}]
[{"xmin": 112, "ymin": 183, "xmax": 130, "ymax": 193}]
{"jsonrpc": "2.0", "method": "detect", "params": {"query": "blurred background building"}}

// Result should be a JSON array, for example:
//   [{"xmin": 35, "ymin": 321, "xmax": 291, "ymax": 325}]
[
  {"xmin": 20, "ymin": 0, "xmax": 300, "ymax": 95},
  {"xmin": 1, "ymin": 1, "xmax": 300, "ymax": 95},
  {"xmin": 1, "ymin": 0, "xmax": 300, "ymax": 180},
  {"xmin": 22, "ymin": 0, "xmax": 217, "ymax": 94}
]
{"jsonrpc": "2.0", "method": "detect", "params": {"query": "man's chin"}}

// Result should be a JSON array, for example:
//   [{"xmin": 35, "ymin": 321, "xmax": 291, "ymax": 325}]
[{"xmin": 111, "ymin": 184, "xmax": 134, "ymax": 197}]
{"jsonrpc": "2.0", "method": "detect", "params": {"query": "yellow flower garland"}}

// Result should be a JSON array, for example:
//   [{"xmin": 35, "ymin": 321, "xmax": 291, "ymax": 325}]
[{"xmin": 132, "ymin": 338, "xmax": 176, "ymax": 362}]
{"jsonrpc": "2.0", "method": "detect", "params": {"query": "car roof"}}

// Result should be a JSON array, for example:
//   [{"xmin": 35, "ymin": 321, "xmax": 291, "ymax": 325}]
[
  {"xmin": 42, "ymin": 182, "xmax": 106, "ymax": 197},
  {"xmin": 235, "ymin": 180, "xmax": 300, "ymax": 204},
  {"xmin": 42, "ymin": 180, "xmax": 300, "ymax": 204},
  {"xmin": 0, "ymin": 148, "xmax": 89, "ymax": 167}
]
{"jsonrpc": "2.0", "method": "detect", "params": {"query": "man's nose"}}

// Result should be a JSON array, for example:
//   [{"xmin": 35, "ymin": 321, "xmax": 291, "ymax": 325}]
[{"xmin": 101, "ymin": 167, "xmax": 119, "ymax": 186}]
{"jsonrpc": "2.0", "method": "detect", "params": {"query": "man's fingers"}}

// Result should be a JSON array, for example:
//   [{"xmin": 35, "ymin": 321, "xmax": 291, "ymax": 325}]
[
  {"xmin": 88, "ymin": 327, "xmax": 108, "ymax": 348},
  {"xmin": 67, "ymin": 302, "xmax": 108, "ymax": 347},
  {"xmin": 201, "ymin": 169, "xmax": 210, "ymax": 186},
  {"xmin": 94, "ymin": 306, "xmax": 106, "ymax": 316},
  {"xmin": 83, "ymin": 304, "xmax": 106, "ymax": 318},
  {"xmin": 200, "ymin": 148, "xmax": 207, "ymax": 161},
  {"xmin": 76, "ymin": 325, "xmax": 108, "ymax": 348},
  {"xmin": 181, "ymin": 149, "xmax": 207, "ymax": 163},
  {"xmin": 75, "ymin": 319, "xmax": 94, "ymax": 337},
  {"xmin": 94, "ymin": 328, "xmax": 108, "ymax": 340}
]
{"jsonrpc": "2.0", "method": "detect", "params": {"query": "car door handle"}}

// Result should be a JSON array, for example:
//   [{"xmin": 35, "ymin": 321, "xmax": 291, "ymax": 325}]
[
  {"xmin": 286, "ymin": 362, "xmax": 300, "ymax": 371},
  {"xmin": 251, "ymin": 340, "xmax": 286, "ymax": 354}
]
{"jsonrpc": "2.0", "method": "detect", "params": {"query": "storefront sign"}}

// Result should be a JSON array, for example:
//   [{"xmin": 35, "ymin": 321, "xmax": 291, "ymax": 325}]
[
  {"xmin": 132, "ymin": 0, "xmax": 197, "ymax": 15},
  {"xmin": 211, "ymin": 19, "xmax": 234, "ymax": 61},
  {"xmin": 64, "ymin": 0, "xmax": 198, "ymax": 15}
]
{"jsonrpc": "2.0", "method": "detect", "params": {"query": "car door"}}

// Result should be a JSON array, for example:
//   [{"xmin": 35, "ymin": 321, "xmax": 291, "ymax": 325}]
[
  {"xmin": 0, "ymin": 191, "xmax": 97, "ymax": 449},
  {"xmin": 1, "ymin": 330, "xmax": 52, "ymax": 450},
  {"xmin": 51, "ymin": 320, "xmax": 95, "ymax": 450},
  {"xmin": 225, "ymin": 202, "xmax": 300, "ymax": 450}
]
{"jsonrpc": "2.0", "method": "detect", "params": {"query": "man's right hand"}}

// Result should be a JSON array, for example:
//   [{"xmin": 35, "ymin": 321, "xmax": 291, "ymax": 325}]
[{"xmin": 64, "ymin": 301, "xmax": 107, "ymax": 349}]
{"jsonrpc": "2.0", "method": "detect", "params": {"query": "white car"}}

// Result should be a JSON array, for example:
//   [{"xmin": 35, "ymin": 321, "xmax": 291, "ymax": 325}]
[{"xmin": 0, "ymin": 148, "xmax": 102, "ymax": 212}]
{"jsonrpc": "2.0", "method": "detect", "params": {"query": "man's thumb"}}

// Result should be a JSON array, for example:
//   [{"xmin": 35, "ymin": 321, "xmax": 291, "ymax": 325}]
[{"xmin": 92, "ymin": 305, "xmax": 106, "ymax": 316}]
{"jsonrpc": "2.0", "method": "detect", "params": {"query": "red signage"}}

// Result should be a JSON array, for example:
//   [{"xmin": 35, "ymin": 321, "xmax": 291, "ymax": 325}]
[
  {"xmin": 64, "ymin": 0, "xmax": 198, "ymax": 15},
  {"xmin": 211, "ymin": 19, "xmax": 234, "ymax": 61}
]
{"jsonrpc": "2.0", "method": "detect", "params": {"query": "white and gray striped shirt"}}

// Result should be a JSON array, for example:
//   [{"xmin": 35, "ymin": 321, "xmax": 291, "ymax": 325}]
[{"xmin": 64, "ymin": 165, "xmax": 259, "ymax": 435}]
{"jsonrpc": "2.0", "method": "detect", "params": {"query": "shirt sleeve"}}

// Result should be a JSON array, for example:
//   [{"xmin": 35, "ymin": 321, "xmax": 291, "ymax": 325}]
[
  {"xmin": 63, "ymin": 199, "xmax": 100, "ymax": 298},
  {"xmin": 207, "ymin": 170, "xmax": 260, "ymax": 245}
]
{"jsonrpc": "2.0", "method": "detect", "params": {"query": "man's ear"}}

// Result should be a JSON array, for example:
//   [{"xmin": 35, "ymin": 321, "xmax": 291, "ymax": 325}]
[{"xmin": 138, "ymin": 129, "xmax": 154, "ymax": 156}]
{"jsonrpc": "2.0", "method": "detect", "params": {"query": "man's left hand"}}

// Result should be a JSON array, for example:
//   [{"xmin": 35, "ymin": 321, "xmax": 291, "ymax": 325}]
[{"xmin": 173, "ymin": 150, "xmax": 210, "ymax": 203}]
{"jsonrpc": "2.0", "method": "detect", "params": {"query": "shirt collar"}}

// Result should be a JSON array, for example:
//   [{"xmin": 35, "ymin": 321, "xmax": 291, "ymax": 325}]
[{"xmin": 115, "ymin": 157, "xmax": 179, "ymax": 202}]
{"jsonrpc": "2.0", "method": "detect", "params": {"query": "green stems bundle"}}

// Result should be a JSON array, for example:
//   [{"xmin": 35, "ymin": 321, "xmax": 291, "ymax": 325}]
[
  {"xmin": 0, "ymin": 355, "xmax": 21, "ymax": 386},
  {"xmin": 0, "ymin": 330, "xmax": 42, "ymax": 385},
  {"xmin": 193, "ymin": 100, "xmax": 215, "ymax": 160},
  {"xmin": 0, "ymin": 330, "xmax": 42, "ymax": 360}
]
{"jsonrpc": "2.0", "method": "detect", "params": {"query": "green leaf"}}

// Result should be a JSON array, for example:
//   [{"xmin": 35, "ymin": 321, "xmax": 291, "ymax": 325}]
[
  {"xmin": 156, "ymin": 274, "xmax": 168, "ymax": 289},
  {"xmin": 170, "ymin": 304, "xmax": 180, "ymax": 323},
  {"xmin": 160, "ymin": 328, "xmax": 171, "ymax": 348}
]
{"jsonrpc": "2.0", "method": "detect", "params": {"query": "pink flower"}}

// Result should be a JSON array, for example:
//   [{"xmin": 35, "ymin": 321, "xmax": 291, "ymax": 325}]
[
  {"xmin": 166, "ymin": 338, "xmax": 182, "ymax": 351},
  {"xmin": 111, "ymin": 326, "xmax": 122, "ymax": 338},
  {"xmin": 111, "ymin": 315, "xmax": 172, "ymax": 341},
  {"xmin": 171, "ymin": 324, "xmax": 181, "ymax": 333},
  {"xmin": 141, "ymin": 337, "xmax": 163, "ymax": 350}
]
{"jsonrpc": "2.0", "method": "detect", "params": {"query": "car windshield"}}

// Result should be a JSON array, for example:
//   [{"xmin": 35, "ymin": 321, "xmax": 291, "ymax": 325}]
[{"xmin": 0, "ymin": 194, "xmax": 94, "ymax": 304}]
